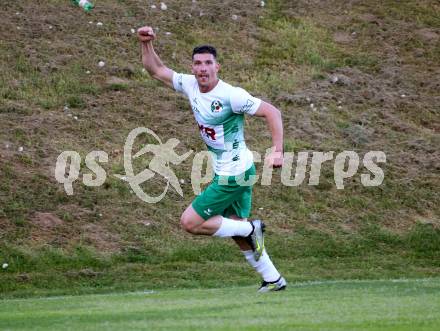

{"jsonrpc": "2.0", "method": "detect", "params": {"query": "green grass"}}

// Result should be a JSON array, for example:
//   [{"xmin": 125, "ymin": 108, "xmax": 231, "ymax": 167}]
[
  {"xmin": 1, "ymin": 222, "xmax": 439, "ymax": 299},
  {"xmin": 0, "ymin": 278, "xmax": 439, "ymax": 330},
  {"xmin": 257, "ymin": 18, "xmax": 342, "ymax": 69},
  {"xmin": 381, "ymin": 0, "xmax": 440, "ymax": 28},
  {"xmin": 0, "ymin": 50, "xmax": 98, "ymax": 111}
]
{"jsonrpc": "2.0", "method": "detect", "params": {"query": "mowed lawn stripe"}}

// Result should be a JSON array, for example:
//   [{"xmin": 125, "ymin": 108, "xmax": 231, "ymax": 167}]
[{"xmin": 1, "ymin": 278, "xmax": 439, "ymax": 331}]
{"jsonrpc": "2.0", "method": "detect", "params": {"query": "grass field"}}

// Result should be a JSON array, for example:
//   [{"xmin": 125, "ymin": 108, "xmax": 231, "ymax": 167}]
[{"xmin": 1, "ymin": 278, "xmax": 439, "ymax": 331}]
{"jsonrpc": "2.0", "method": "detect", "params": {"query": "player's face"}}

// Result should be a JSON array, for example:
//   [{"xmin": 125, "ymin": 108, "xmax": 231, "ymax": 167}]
[{"xmin": 192, "ymin": 53, "xmax": 220, "ymax": 91}]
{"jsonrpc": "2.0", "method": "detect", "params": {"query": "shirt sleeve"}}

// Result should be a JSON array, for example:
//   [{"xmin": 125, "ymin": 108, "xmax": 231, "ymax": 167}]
[
  {"xmin": 172, "ymin": 72, "xmax": 196, "ymax": 97},
  {"xmin": 230, "ymin": 86, "xmax": 262, "ymax": 115}
]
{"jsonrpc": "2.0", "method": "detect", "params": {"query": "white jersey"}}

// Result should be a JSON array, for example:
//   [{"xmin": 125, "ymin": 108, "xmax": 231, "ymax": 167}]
[{"xmin": 172, "ymin": 72, "xmax": 262, "ymax": 176}]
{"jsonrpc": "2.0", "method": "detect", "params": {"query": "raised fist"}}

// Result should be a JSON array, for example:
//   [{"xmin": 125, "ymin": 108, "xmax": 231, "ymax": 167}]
[{"xmin": 137, "ymin": 26, "xmax": 156, "ymax": 42}]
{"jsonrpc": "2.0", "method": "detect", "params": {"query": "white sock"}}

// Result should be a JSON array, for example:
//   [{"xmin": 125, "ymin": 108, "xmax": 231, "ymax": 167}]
[
  {"xmin": 242, "ymin": 249, "xmax": 281, "ymax": 282},
  {"xmin": 213, "ymin": 217, "xmax": 253, "ymax": 237}
]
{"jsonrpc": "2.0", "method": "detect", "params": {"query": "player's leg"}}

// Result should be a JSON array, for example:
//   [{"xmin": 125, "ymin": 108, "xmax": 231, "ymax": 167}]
[
  {"xmin": 182, "ymin": 167, "xmax": 265, "ymax": 237},
  {"xmin": 224, "ymin": 179, "xmax": 265, "ymax": 260},
  {"xmin": 228, "ymin": 214, "xmax": 285, "ymax": 291},
  {"xmin": 226, "ymin": 171, "xmax": 287, "ymax": 291},
  {"xmin": 180, "ymin": 204, "xmax": 253, "ymax": 236},
  {"xmin": 180, "ymin": 165, "xmax": 265, "ymax": 261},
  {"xmin": 228, "ymin": 215, "xmax": 253, "ymax": 251}
]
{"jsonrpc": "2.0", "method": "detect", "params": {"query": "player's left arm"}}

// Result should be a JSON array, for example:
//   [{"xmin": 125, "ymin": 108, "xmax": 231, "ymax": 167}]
[{"xmin": 254, "ymin": 101, "xmax": 284, "ymax": 168}]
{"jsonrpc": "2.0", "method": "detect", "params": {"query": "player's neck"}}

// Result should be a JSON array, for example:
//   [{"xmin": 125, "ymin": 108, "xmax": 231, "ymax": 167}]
[{"xmin": 199, "ymin": 78, "xmax": 219, "ymax": 93}]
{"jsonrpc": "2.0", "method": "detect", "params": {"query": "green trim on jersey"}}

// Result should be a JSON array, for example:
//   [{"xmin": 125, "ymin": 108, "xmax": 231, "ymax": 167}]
[
  {"xmin": 192, "ymin": 164, "xmax": 256, "ymax": 220},
  {"xmin": 206, "ymin": 114, "xmax": 245, "ymax": 156}
]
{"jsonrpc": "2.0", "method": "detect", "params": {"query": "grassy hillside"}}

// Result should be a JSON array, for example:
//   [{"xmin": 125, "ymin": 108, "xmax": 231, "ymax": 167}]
[{"xmin": 0, "ymin": 0, "xmax": 439, "ymax": 297}]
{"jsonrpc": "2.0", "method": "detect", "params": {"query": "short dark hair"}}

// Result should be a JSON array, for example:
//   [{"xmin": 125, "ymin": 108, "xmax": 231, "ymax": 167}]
[{"xmin": 192, "ymin": 45, "xmax": 217, "ymax": 60}]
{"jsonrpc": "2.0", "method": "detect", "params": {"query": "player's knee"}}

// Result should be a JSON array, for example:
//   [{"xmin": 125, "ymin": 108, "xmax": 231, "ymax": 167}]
[{"xmin": 180, "ymin": 214, "xmax": 197, "ymax": 233}]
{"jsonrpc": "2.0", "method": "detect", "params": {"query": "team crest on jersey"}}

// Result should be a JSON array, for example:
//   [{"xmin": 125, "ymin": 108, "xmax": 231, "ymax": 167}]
[{"xmin": 211, "ymin": 100, "xmax": 223, "ymax": 113}]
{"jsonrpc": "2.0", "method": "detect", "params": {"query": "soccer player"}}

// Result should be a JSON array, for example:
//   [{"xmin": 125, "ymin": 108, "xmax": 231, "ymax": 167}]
[{"xmin": 137, "ymin": 26, "xmax": 286, "ymax": 292}]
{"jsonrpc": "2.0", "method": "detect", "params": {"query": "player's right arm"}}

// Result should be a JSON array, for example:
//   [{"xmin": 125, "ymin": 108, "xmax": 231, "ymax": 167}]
[{"xmin": 137, "ymin": 26, "xmax": 174, "ymax": 88}]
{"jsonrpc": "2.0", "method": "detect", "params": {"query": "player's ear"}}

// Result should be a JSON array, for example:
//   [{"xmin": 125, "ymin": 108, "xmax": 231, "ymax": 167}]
[{"xmin": 215, "ymin": 62, "xmax": 220, "ymax": 72}]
